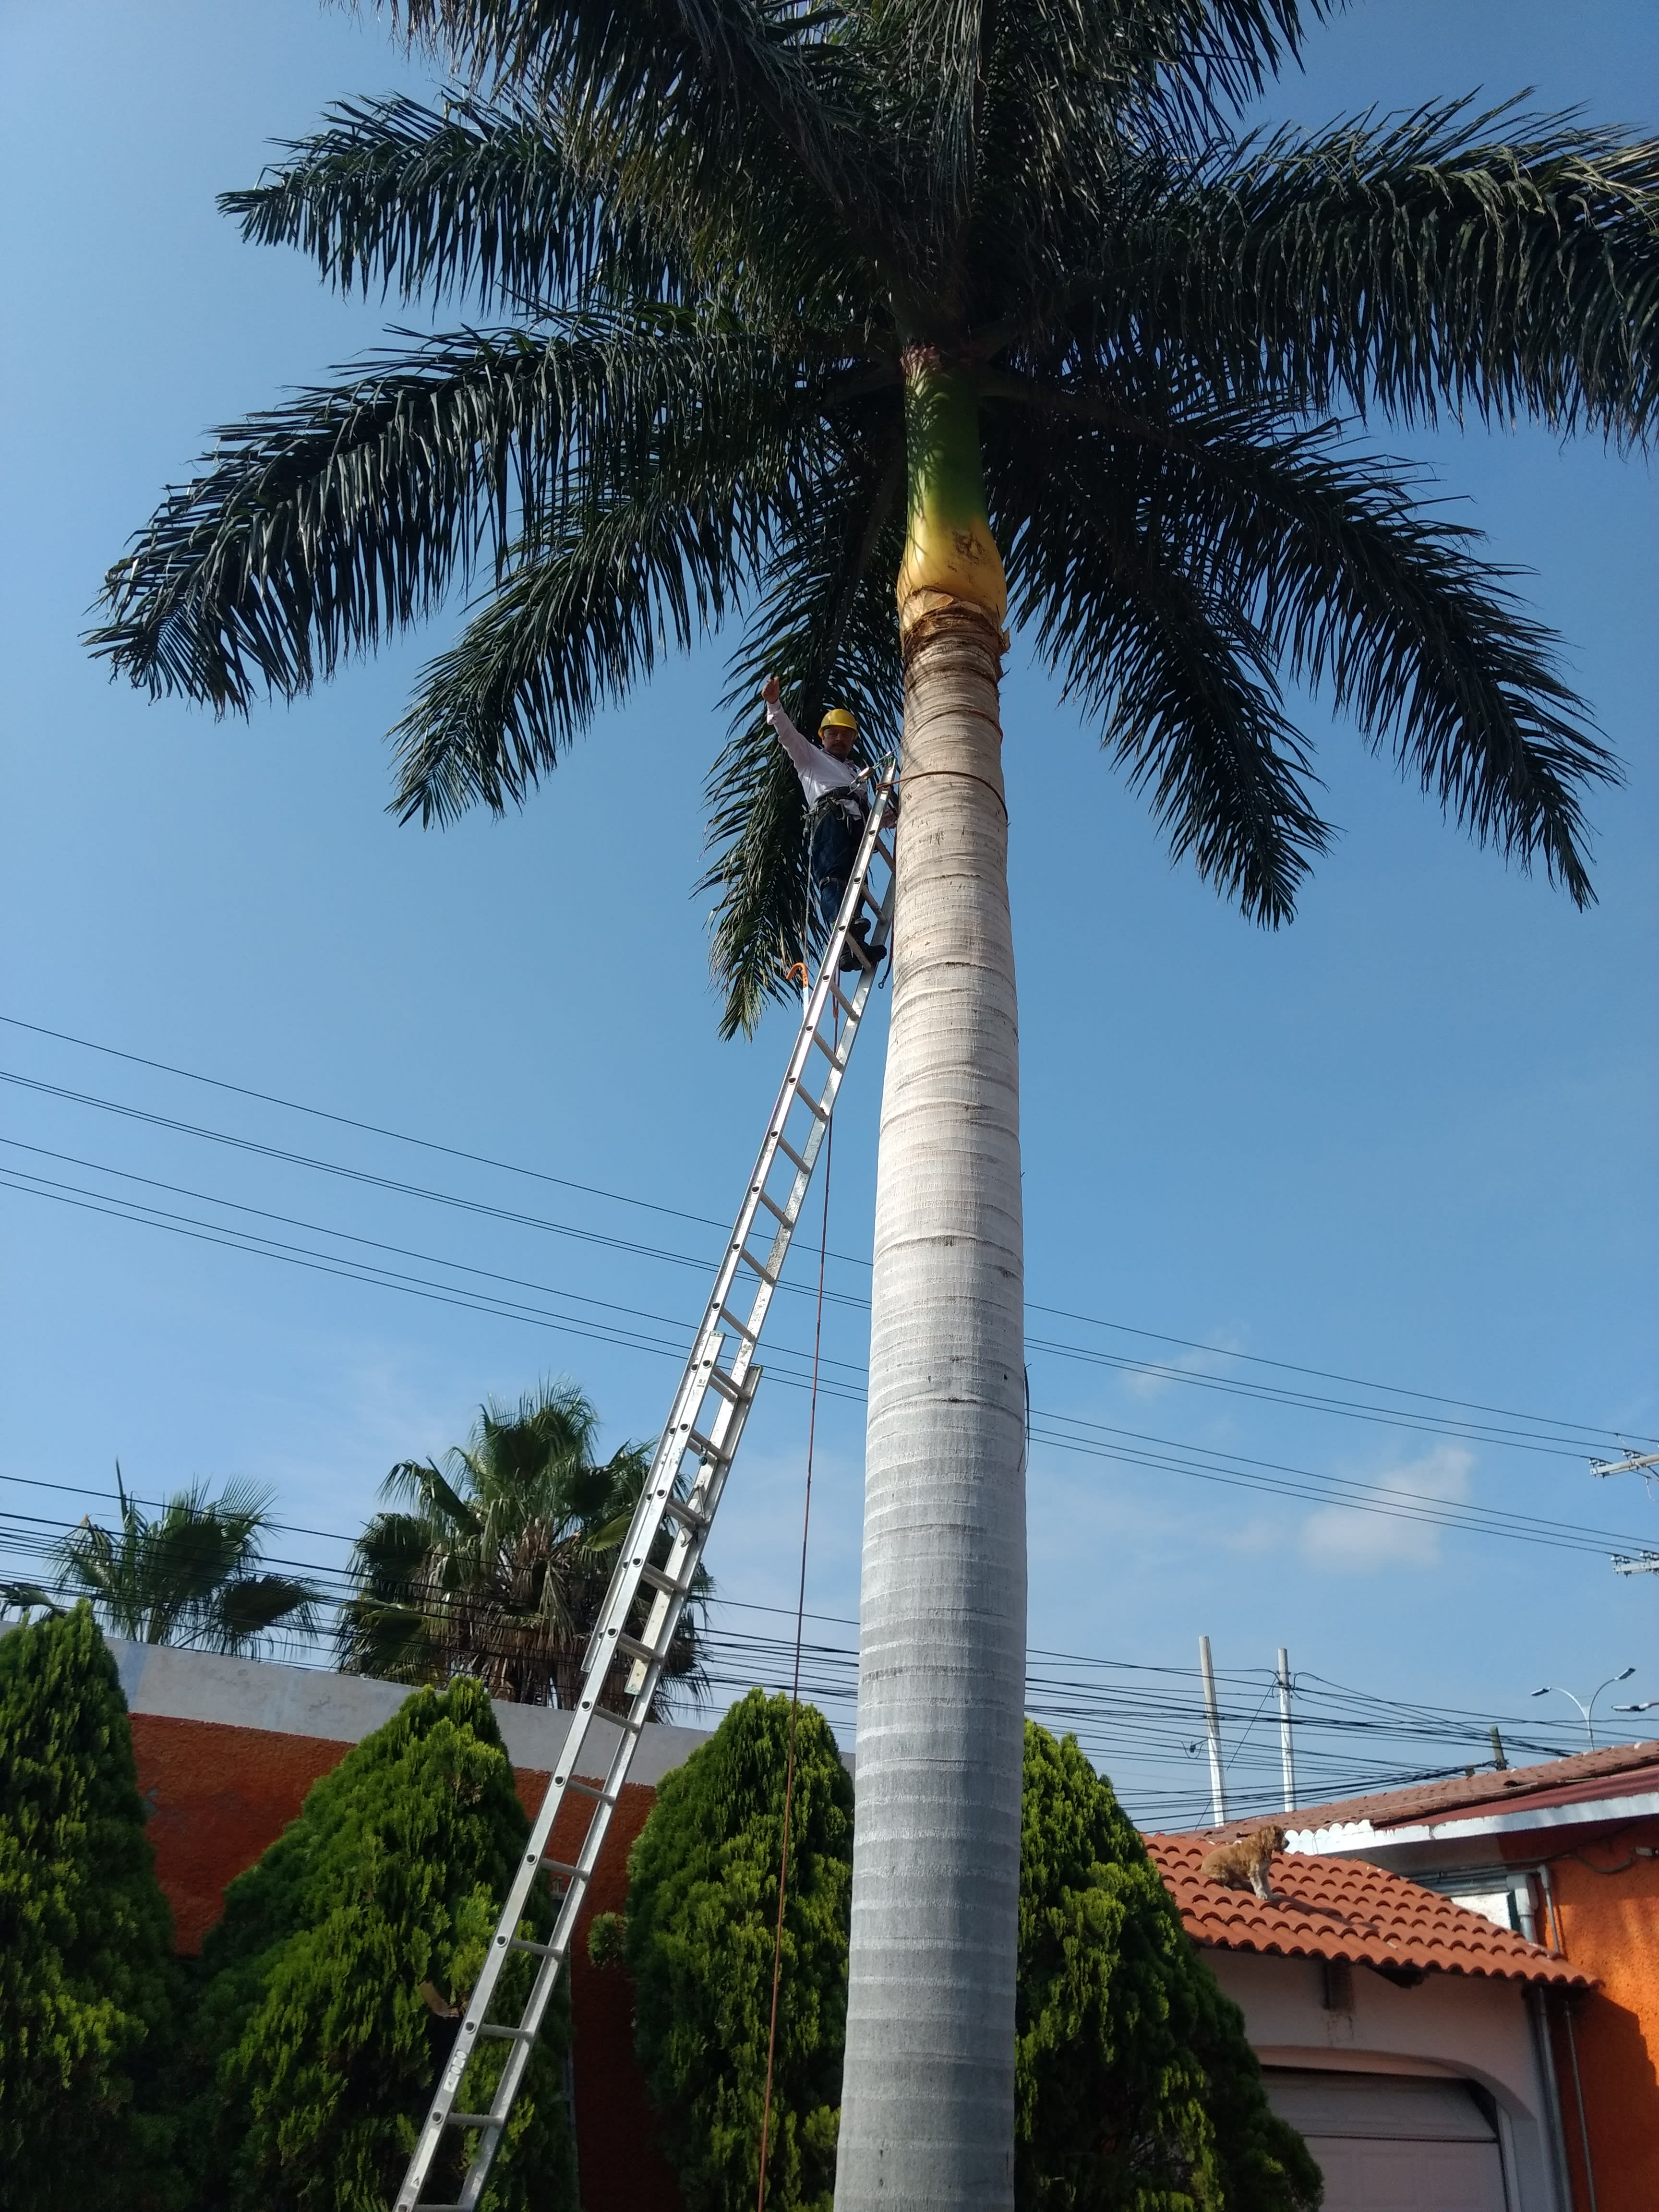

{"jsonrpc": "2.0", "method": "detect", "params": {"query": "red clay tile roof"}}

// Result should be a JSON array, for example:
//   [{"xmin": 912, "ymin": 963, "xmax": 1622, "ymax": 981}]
[
  {"xmin": 1145, "ymin": 1833, "xmax": 1590, "ymax": 1987},
  {"xmin": 1238, "ymin": 1739, "xmax": 1659, "ymax": 1839}
]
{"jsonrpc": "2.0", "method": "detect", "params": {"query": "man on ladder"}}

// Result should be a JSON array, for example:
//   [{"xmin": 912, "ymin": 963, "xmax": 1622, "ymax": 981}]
[{"xmin": 762, "ymin": 675, "xmax": 890, "ymax": 973}]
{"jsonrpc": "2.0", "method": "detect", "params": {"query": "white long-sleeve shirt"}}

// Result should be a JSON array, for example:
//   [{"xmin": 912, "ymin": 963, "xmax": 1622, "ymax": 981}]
[{"xmin": 766, "ymin": 698, "xmax": 865, "ymax": 823}]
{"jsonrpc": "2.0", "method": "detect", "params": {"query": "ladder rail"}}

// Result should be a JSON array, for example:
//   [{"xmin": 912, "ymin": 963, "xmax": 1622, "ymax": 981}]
[{"xmin": 393, "ymin": 759, "xmax": 898, "ymax": 2212}]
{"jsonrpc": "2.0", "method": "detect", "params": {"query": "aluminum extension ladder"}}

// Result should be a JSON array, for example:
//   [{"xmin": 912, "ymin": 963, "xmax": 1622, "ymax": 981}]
[{"xmin": 394, "ymin": 759, "xmax": 898, "ymax": 2212}]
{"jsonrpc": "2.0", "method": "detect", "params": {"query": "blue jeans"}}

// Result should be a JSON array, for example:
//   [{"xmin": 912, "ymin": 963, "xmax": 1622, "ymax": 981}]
[{"xmin": 809, "ymin": 805, "xmax": 864, "ymax": 938}]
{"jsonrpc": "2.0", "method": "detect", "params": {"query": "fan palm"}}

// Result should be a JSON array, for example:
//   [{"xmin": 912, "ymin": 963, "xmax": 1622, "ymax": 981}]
[
  {"xmin": 91, "ymin": 4, "xmax": 1659, "ymax": 2202},
  {"xmin": 337, "ymin": 1379, "xmax": 709, "ymax": 1715},
  {"xmin": 3, "ymin": 1470, "xmax": 320, "ymax": 1654}
]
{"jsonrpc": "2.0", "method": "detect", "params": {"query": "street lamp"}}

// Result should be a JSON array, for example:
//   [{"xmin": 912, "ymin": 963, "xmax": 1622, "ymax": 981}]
[
  {"xmin": 1613, "ymin": 1699, "xmax": 1659, "ymax": 1716},
  {"xmin": 1531, "ymin": 1668, "xmax": 1636, "ymax": 1748}
]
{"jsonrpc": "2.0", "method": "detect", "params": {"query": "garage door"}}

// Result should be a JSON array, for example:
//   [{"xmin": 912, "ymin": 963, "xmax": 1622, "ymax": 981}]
[{"xmin": 1262, "ymin": 2069, "xmax": 1506, "ymax": 2212}]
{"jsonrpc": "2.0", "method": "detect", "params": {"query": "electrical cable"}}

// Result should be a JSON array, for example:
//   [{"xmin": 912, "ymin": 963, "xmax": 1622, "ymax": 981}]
[
  {"xmin": 0, "ymin": 1141, "xmax": 1636, "ymax": 1468},
  {"xmin": 0, "ymin": 1013, "xmax": 733, "ymax": 1238},
  {"xmin": 2, "ymin": 1021, "xmax": 1645, "ymax": 1449},
  {"xmin": 5, "ymin": 1173, "xmax": 1654, "ymax": 1561},
  {"xmin": 0, "ymin": 1493, "xmax": 1599, "ymax": 1756},
  {"xmin": 0, "ymin": 1142, "xmax": 870, "ymax": 1384}
]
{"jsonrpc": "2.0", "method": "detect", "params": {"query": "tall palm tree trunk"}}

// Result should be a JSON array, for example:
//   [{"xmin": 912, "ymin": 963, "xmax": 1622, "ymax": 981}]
[{"xmin": 835, "ymin": 365, "xmax": 1027, "ymax": 2208}]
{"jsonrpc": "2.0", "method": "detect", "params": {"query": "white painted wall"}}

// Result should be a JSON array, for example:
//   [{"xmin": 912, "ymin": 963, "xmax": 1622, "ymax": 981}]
[
  {"xmin": 1209, "ymin": 1949, "xmax": 1563, "ymax": 2212},
  {"xmin": 107, "ymin": 1638, "xmax": 711, "ymax": 1788}
]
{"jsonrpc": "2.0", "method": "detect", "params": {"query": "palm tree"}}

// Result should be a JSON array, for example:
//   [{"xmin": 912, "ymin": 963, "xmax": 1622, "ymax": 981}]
[
  {"xmin": 337, "ymin": 1379, "xmax": 709, "ymax": 1715},
  {"xmin": 3, "ymin": 1469, "xmax": 319, "ymax": 1654},
  {"xmin": 90, "ymin": 6, "xmax": 1659, "ymax": 2202}
]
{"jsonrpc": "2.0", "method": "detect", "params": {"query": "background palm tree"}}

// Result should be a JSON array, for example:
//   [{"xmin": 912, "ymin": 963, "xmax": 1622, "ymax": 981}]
[
  {"xmin": 3, "ymin": 1469, "xmax": 319, "ymax": 1655},
  {"xmin": 337, "ymin": 1380, "xmax": 709, "ymax": 1715},
  {"xmin": 90, "ymin": 5, "xmax": 1659, "ymax": 2203}
]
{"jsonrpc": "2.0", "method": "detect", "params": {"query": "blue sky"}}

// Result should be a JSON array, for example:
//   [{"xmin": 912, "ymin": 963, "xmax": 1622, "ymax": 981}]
[{"xmin": 2, "ymin": 0, "xmax": 1655, "ymax": 1824}]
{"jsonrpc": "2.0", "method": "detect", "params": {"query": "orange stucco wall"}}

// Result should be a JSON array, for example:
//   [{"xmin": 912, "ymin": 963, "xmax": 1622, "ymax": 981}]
[
  {"xmin": 130, "ymin": 1710, "xmax": 681, "ymax": 2212},
  {"xmin": 1537, "ymin": 1819, "xmax": 1659, "ymax": 2212}
]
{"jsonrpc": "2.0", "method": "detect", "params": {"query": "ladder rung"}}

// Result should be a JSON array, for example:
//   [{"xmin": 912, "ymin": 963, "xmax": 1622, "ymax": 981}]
[
  {"xmin": 447, "ymin": 2113, "xmax": 501, "ymax": 2129},
  {"xmin": 683, "ymin": 1425, "xmax": 727, "ymax": 1465},
  {"xmin": 755, "ymin": 1185, "xmax": 793, "ymax": 1226},
  {"xmin": 773, "ymin": 1133, "xmax": 810, "ymax": 1174},
  {"xmin": 476, "ymin": 2024, "xmax": 534, "ymax": 2042},
  {"xmin": 561, "ymin": 1776, "xmax": 616, "ymax": 1805},
  {"xmin": 827, "ymin": 979, "xmax": 859, "ymax": 1020},
  {"xmin": 736, "ymin": 1245, "xmax": 779, "ymax": 1286},
  {"xmin": 704, "ymin": 1364, "xmax": 746, "ymax": 1404},
  {"xmin": 718, "ymin": 1304, "xmax": 759, "ymax": 1342},
  {"xmin": 506, "ymin": 1936, "xmax": 558, "ymax": 1957},
  {"xmin": 638, "ymin": 1560, "xmax": 695, "ymax": 1597},
  {"xmin": 662, "ymin": 1492, "xmax": 711, "ymax": 1534},
  {"xmin": 809, "ymin": 1028, "xmax": 849, "ymax": 1067},
  {"xmin": 612, "ymin": 1630, "xmax": 659, "ymax": 1667},
  {"xmin": 541, "ymin": 1857, "xmax": 584, "ymax": 1880},
  {"xmin": 795, "ymin": 1088, "xmax": 830, "ymax": 1121}
]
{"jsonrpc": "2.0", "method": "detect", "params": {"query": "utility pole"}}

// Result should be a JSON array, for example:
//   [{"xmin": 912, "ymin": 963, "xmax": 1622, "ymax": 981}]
[
  {"xmin": 1589, "ymin": 1453, "xmax": 1659, "ymax": 1575},
  {"xmin": 1590, "ymin": 1451, "xmax": 1659, "ymax": 1479},
  {"xmin": 1199, "ymin": 1635, "xmax": 1228, "ymax": 1827},
  {"xmin": 1277, "ymin": 1647, "xmax": 1297, "ymax": 1814}
]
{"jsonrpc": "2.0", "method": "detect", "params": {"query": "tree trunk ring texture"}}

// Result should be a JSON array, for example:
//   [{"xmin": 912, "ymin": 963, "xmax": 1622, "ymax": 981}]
[{"xmin": 835, "ymin": 594, "xmax": 1027, "ymax": 2212}]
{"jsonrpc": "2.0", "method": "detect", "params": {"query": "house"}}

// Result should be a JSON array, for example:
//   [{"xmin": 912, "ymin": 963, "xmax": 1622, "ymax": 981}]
[
  {"xmin": 111, "ymin": 1636, "xmax": 690, "ymax": 2212},
  {"xmin": 1147, "ymin": 1831, "xmax": 1584, "ymax": 2212},
  {"xmin": 1245, "ymin": 1742, "xmax": 1659, "ymax": 2212},
  {"xmin": 110, "ymin": 1637, "xmax": 1590, "ymax": 2211}
]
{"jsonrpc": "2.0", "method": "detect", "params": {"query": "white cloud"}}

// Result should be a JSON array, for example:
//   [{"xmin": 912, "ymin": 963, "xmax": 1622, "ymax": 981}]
[
  {"xmin": 1119, "ymin": 1331, "xmax": 1248, "ymax": 1402},
  {"xmin": 1299, "ymin": 1444, "xmax": 1475, "ymax": 1573},
  {"xmin": 1217, "ymin": 1515, "xmax": 1284, "ymax": 1557}
]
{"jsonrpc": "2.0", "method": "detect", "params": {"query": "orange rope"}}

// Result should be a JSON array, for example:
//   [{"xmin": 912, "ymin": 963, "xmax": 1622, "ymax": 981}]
[{"xmin": 756, "ymin": 1035, "xmax": 836, "ymax": 2212}]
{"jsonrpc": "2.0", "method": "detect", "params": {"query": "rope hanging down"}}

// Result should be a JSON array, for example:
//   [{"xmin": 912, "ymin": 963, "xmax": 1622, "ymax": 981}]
[{"xmin": 756, "ymin": 1042, "xmax": 837, "ymax": 2212}]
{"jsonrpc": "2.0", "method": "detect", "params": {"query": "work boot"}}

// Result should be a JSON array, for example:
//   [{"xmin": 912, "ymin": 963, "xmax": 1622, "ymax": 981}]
[{"xmin": 840, "ymin": 926, "xmax": 874, "ymax": 973}]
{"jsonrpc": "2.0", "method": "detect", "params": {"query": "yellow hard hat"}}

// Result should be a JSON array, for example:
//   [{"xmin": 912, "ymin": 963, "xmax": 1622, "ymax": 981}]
[{"xmin": 819, "ymin": 707, "xmax": 858, "ymax": 735}]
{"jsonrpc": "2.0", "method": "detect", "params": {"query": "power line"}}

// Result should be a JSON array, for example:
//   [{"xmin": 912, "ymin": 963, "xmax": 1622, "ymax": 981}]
[
  {"xmin": 0, "ymin": 1013, "xmax": 735, "ymax": 1239},
  {"xmin": 0, "ymin": 1508, "xmax": 1589, "ymax": 1771},
  {"xmin": 4, "ymin": 1172, "xmax": 1654, "ymax": 1560},
  {"xmin": 0, "ymin": 1141, "xmax": 871, "ymax": 1383},
  {"xmin": 1025, "ymin": 1413, "xmax": 1648, "ymax": 1553},
  {"xmin": 4, "ymin": 1013, "xmax": 1646, "ymax": 1448},
  {"xmin": 0, "ymin": 1169, "xmax": 864, "ymax": 1405},
  {"xmin": 7, "ymin": 1172, "xmax": 1655, "ymax": 1562},
  {"xmin": 0, "ymin": 1081, "xmax": 1636, "ymax": 1460}
]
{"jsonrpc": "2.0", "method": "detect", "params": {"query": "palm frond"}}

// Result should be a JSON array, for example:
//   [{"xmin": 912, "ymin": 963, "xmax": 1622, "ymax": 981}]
[
  {"xmin": 385, "ymin": 0, "xmax": 881, "ymax": 224},
  {"xmin": 340, "ymin": 1380, "xmax": 708, "ymax": 1713},
  {"xmin": 48, "ymin": 1474, "xmax": 317, "ymax": 1655},
  {"xmin": 222, "ymin": 91, "xmax": 677, "ymax": 314},
  {"xmin": 993, "ymin": 380, "xmax": 1613, "ymax": 903},
  {"xmin": 1052, "ymin": 572, "xmax": 1328, "ymax": 926},
  {"xmin": 389, "ymin": 484, "xmax": 757, "ymax": 824},
  {"xmin": 995, "ymin": 394, "xmax": 1331, "ymax": 921},
  {"xmin": 1107, "ymin": 103, "xmax": 1659, "ymax": 434},
  {"xmin": 702, "ymin": 414, "xmax": 906, "ymax": 1034},
  {"xmin": 89, "ymin": 313, "xmax": 842, "ymax": 713},
  {"xmin": 211, "ymin": 1576, "xmax": 323, "ymax": 1652},
  {"xmin": 0, "ymin": 1583, "xmax": 63, "ymax": 1619}
]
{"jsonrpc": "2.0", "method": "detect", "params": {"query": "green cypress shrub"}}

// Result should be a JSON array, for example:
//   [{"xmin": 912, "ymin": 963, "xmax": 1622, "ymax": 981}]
[
  {"xmin": 607, "ymin": 1687, "xmax": 854, "ymax": 2212},
  {"xmin": 1016, "ymin": 1723, "xmax": 1321, "ymax": 2212},
  {"xmin": 190, "ymin": 1676, "xmax": 576, "ymax": 2212},
  {"xmin": 0, "ymin": 1603, "xmax": 179, "ymax": 2212}
]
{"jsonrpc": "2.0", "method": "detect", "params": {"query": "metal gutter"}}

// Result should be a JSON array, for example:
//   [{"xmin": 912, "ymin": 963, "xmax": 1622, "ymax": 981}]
[{"xmin": 1289, "ymin": 1790, "xmax": 1659, "ymax": 1854}]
